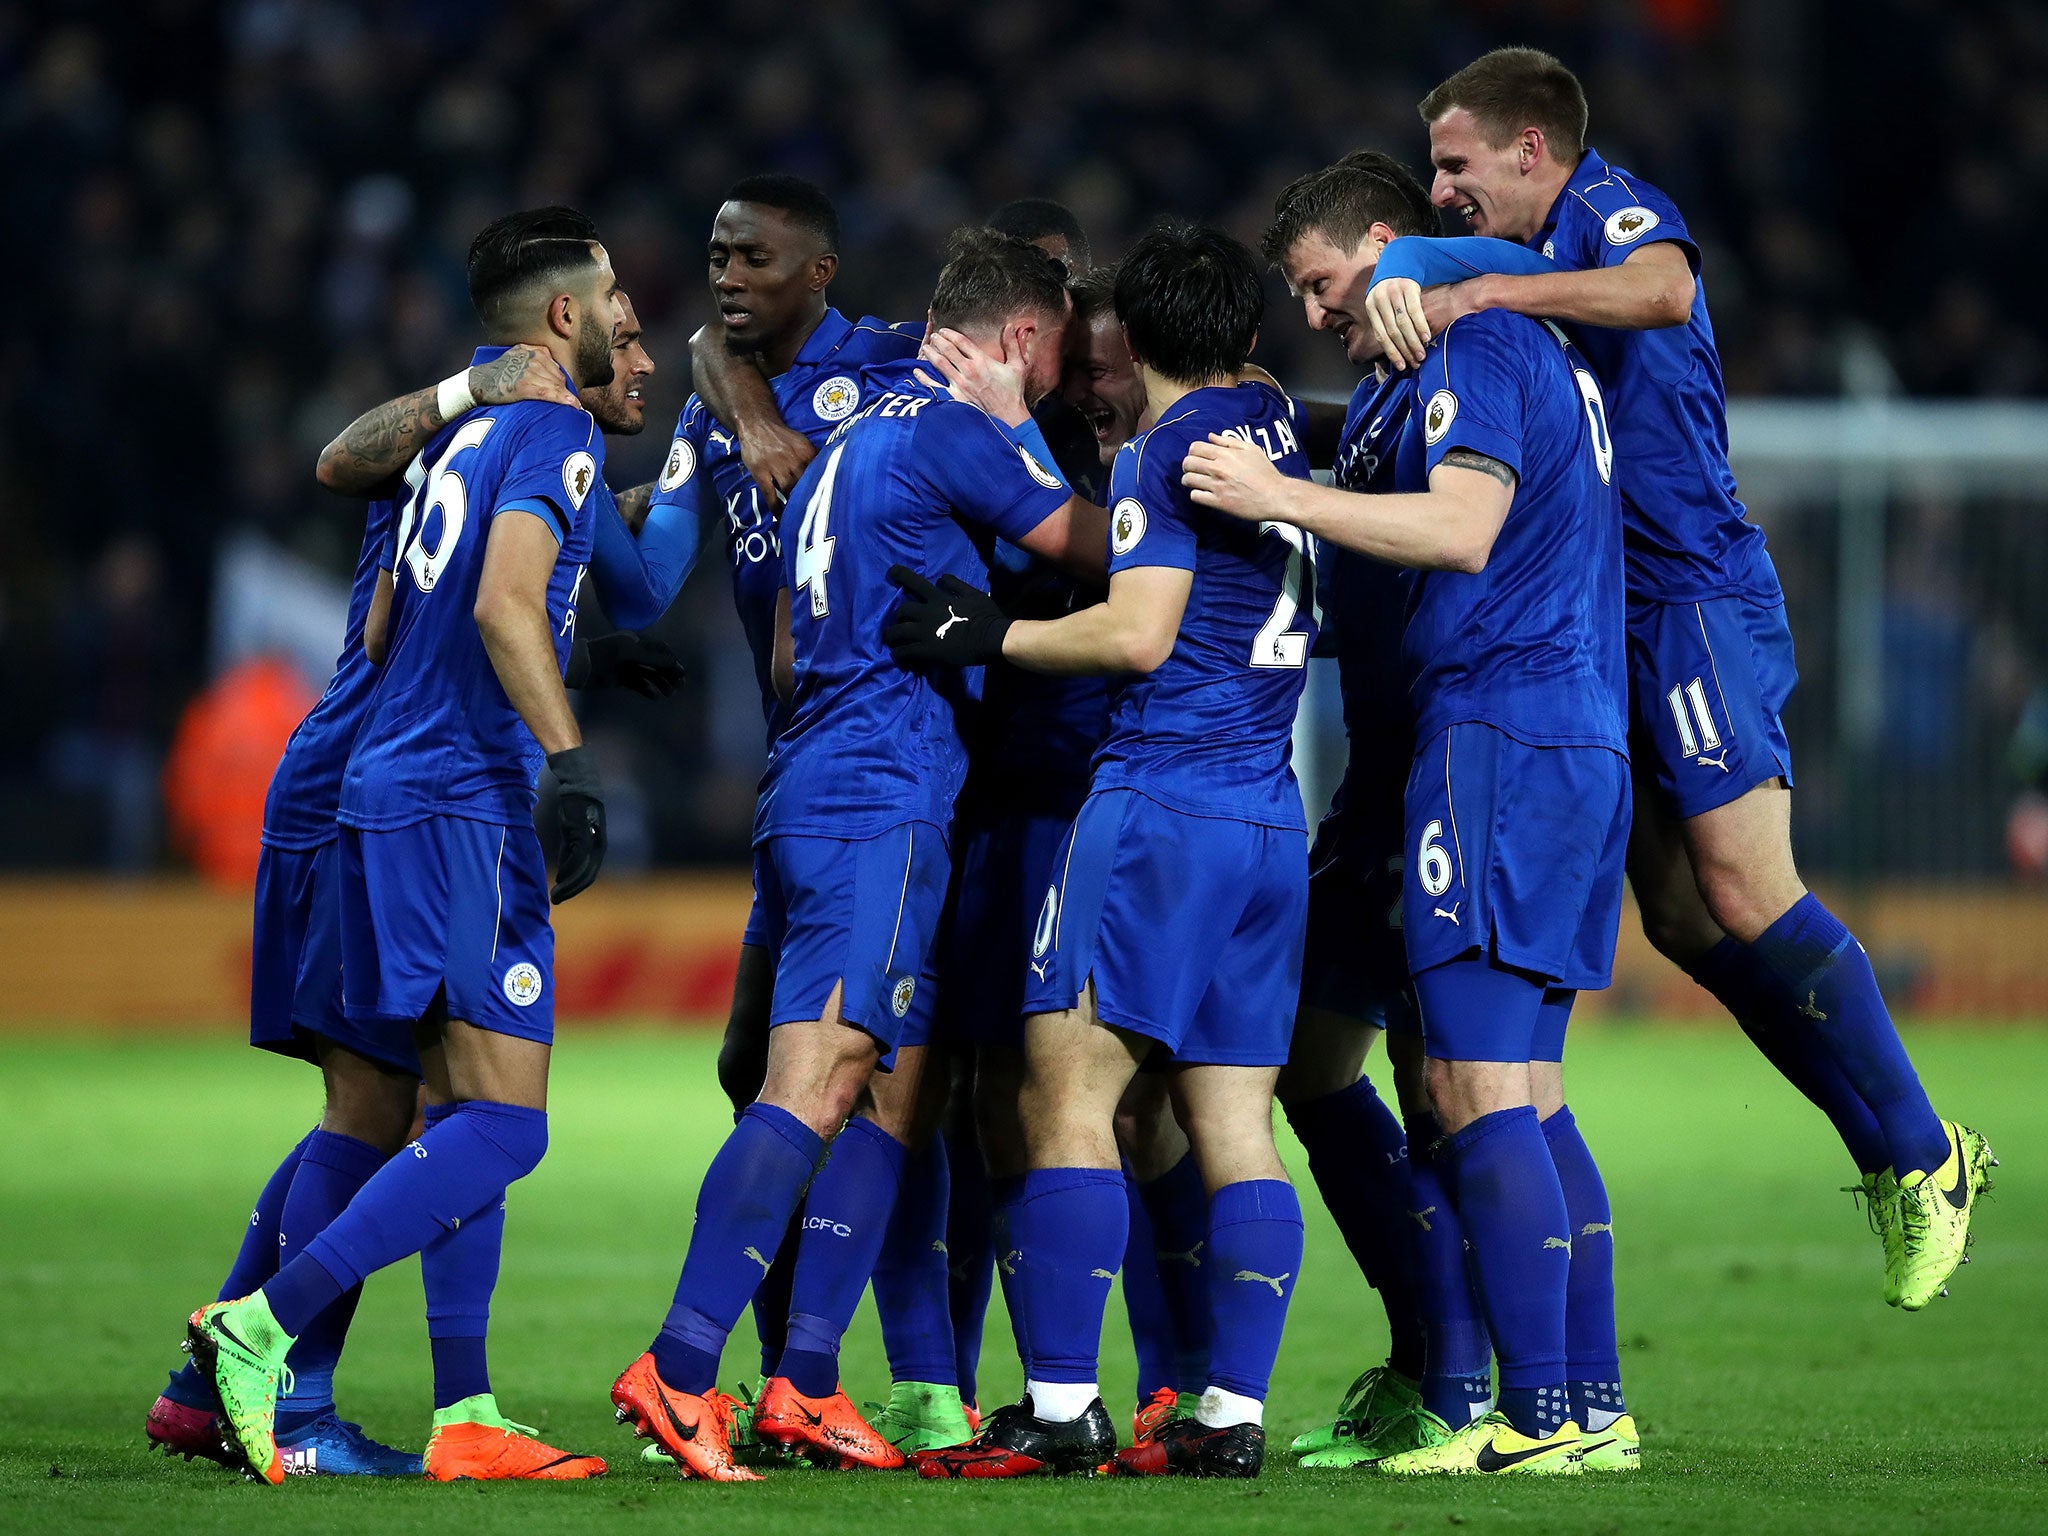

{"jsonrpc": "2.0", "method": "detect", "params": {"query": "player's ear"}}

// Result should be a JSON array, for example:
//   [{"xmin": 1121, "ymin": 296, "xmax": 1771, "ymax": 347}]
[
  {"xmin": 548, "ymin": 290, "xmax": 576, "ymax": 342},
  {"xmin": 1519, "ymin": 126, "xmax": 1543, "ymax": 172},
  {"xmin": 810, "ymin": 251, "xmax": 838, "ymax": 292}
]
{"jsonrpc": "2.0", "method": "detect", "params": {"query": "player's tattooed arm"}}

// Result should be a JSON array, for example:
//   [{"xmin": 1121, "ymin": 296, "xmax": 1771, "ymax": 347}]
[
  {"xmin": 1184, "ymin": 432, "xmax": 1514, "ymax": 574},
  {"xmin": 689, "ymin": 324, "xmax": 814, "ymax": 510},
  {"xmin": 614, "ymin": 481, "xmax": 655, "ymax": 535},
  {"xmin": 316, "ymin": 346, "xmax": 578, "ymax": 496}
]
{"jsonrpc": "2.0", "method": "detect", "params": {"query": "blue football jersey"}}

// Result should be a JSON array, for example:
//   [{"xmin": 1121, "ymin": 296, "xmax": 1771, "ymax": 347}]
[
  {"xmin": 1398, "ymin": 310, "xmax": 1626, "ymax": 751},
  {"xmin": 1532, "ymin": 149, "xmax": 1774, "ymax": 605},
  {"xmin": 261, "ymin": 497, "xmax": 399, "ymax": 850},
  {"xmin": 647, "ymin": 309, "xmax": 922, "ymax": 742},
  {"xmin": 1327, "ymin": 371, "xmax": 1420, "ymax": 755},
  {"xmin": 1090, "ymin": 381, "xmax": 1319, "ymax": 833},
  {"xmin": 754, "ymin": 376, "xmax": 1076, "ymax": 843},
  {"xmin": 340, "ymin": 352, "xmax": 601, "ymax": 831},
  {"xmin": 977, "ymin": 395, "xmax": 1115, "ymax": 786}
]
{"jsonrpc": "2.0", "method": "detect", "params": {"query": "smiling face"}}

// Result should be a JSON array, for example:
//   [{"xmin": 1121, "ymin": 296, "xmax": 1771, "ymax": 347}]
[
  {"xmin": 1060, "ymin": 307, "xmax": 1146, "ymax": 461},
  {"xmin": 1278, "ymin": 227, "xmax": 1389, "ymax": 367},
  {"xmin": 708, "ymin": 201, "xmax": 833, "ymax": 354},
  {"xmin": 579, "ymin": 291, "xmax": 654, "ymax": 434},
  {"xmin": 1425, "ymin": 106, "xmax": 1550, "ymax": 243}
]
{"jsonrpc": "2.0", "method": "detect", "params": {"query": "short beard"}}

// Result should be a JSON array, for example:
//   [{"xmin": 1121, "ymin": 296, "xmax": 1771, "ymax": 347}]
[{"xmin": 576, "ymin": 322, "xmax": 615, "ymax": 390}]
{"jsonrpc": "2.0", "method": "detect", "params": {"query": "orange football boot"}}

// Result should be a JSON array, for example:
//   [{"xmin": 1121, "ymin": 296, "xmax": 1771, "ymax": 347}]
[
  {"xmin": 610, "ymin": 1353, "xmax": 760, "ymax": 1482},
  {"xmin": 754, "ymin": 1376, "xmax": 906, "ymax": 1470},
  {"xmin": 1132, "ymin": 1386, "xmax": 1182, "ymax": 1445},
  {"xmin": 423, "ymin": 1412, "xmax": 606, "ymax": 1481}
]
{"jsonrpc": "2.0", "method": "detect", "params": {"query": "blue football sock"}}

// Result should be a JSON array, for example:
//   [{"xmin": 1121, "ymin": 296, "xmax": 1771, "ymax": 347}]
[
  {"xmin": 654, "ymin": 1102, "xmax": 825, "ymax": 1396},
  {"xmin": 1137, "ymin": 1154, "xmax": 1214, "ymax": 1394},
  {"xmin": 1748, "ymin": 896, "xmax": 1949, "ymax": 1178},
  {"xmin": 752, "ymin": 1210, "xmax": 800, "ymax": 1379},
  {"xmin": 777, "ymin": 1117, "xmax": 908, "ymax": 1397},
  {"xmin": 164, "ymin": 1129, "xmax": 312, "ymax": 1409},
  {"xmin": 273, "ymin": 1129, "xmax": 388, "ymax": 1431},
  {"xmin": 1120, "ymin": 1161, "xmax": 1179, "ymax": 1399},
  {"xmin": 1405, "ymin": 1118, "xmax": 1493, "ymax": 1424},
  {"xmin": 1286, "ymin": 1076, "xmax": 1425, "ymax": 1379},
  {"xmin": 1011, "ymin": 1167, "xmax": 1127, "ymax": 1386},
  {"xmin": 1686, "ymin": 935, "xmax": 1889, "ymax": 1174},
  {"xmin": 874, "ymin": 1137, "xmax": 957, "ymax": 1387},
  {"xmin": 1203, "ymin": 1180, "xmax": 1303, "ymax": 1403},
  {"xmin": 1447, "ymin": 1107, "xmax": 1569, "ymax": 1438},
  {"xmin": 944, "ymin": 1129, "xmax": 996, "ymax": 1405},
  {"xmin": 991, "ymin": 1175, "xmax": 1030, "ymax": 1370},
  {"xmin": 266, "ymin": 1102, "xmax": 544, "ymax": 1339},
  {"xmin": 418, "ymin": 1103, "xmax": 506, "ymax": 1412},
  {"xmin": 1540, "ymin": 1106, "xmax": 1625, "ymax": 1428}
]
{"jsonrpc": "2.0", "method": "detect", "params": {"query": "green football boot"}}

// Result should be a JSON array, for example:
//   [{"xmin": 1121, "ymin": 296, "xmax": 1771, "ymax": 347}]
[
  {"xmin": 1372, "ymin": 1411, "xmax": 1582, "ymax": 1476},
  {"xmin": 1288, "ymin": 1364, "xmax": 1420, "ymax": 1456},
  {"xmin": 864, "ymin": 1380, "xmax": 976, "ymax": 1453},
  {"xmin": 1895, "ymin": 1121, "xmax": 1997, "ymax": 1311},
  {"xmin": 1299, "ymin": 1399, "xmax": 1452, "ymax": 1468},
  {"xmin": 1576, "ymin": 1413, "xmax": 1640, "ymax": 1472},
  {"xmin": 1845, "ymin": 1169, "xmax": 1905, "ymax": 1306},
  {"xmin": 185, "ymin": 1294, "xmax": 295, "ymax": 1486}
]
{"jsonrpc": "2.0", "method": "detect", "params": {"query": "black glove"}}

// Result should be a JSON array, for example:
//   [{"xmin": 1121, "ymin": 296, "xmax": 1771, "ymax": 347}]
[
  {"xmin": 883, "ymin": 566, "xmax": 1011, "ymax": 667},
  {"xmin": 545, "ymin": 745, "xmax": 606, "ymax": 903},
  {"xmin": 567, "ymin": 631, "xmax": 686, "ymax": 699}
]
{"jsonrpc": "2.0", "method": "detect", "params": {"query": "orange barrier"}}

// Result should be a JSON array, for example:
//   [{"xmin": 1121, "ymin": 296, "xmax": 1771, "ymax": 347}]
[{"xmin": 1, "ymin": 875, "xmax": 2043, "ymax": 1028}]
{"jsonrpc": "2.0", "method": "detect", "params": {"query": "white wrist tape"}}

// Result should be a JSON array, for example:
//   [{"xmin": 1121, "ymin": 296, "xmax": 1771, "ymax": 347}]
[{"xmin": 436, "ymin": 370, "xmax": 477, "ymax": 422}]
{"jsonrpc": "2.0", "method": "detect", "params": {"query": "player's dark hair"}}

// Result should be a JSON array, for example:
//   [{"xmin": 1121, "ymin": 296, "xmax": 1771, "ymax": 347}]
[
  {"xmin": 1419, "ymin": 46, "xmax": 1589, "ymax": 164},
  {"xmin": 1114, "ymin": 219, "xmax": 1262, "ymax": 383},
  {"xmin": 466, "ymin": 206, "xmax": 603, "ymax": 333},
  {"xmin": 986, "ymin": 197, "xmax": 1091, "ymax": 272},
  {"xmin": 725, "ymin": 173, "xmax": 840, "ymax": 252},
  {"xmin": 1068, "ymin": 262, "xmax": 1118, "ymax": 324},
  {"xmin": 929, "ymin": 226, "xmax": 1071, "ymax": 334},
  {"xmin": 1261, "ymin": 154, "xmax": 1435, "ymax": 266}
]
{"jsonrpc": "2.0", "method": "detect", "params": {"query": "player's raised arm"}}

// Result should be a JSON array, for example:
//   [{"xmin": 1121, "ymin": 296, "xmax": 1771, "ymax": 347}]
[{"xmin": 315, "ymin": 345, "xmax": 577, "ymax": 495}]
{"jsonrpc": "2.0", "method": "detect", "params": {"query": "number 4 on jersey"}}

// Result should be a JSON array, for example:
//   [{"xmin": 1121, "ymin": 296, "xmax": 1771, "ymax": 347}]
[{"xmin": 792, "ymin": 442, "xmax": 845, "ymax": 619}]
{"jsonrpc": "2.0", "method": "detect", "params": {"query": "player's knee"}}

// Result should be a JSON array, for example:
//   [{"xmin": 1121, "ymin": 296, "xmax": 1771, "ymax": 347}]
[
  {"xmin": 319, "ymin": 1049, "xmax": 419, "ymax": 1154},
  {"xmin": 1633, "ymin": 882, "xmax": 1724, "ymax": 965},
  {"xmin": 1692, "ymin": 855, "xmax": 1805, "ymax": 947}
]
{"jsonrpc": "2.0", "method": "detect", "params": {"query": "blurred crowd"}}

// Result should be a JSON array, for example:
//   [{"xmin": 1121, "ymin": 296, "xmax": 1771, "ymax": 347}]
[{"xmin": 2, "ymin": 0, "xmax": 2045, "ymax": 873}]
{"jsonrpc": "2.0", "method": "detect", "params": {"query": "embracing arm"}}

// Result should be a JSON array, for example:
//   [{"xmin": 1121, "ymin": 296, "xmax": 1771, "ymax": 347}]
[
  {"xmin": 1001, "ymin": 565, "xmax": 1189, "ymax": 676},
  {"xmin": 316, "ymin": 347, "xmax": 577, "ymax": 495},
  {"xmin": 474, "ymin": 510, "xmax": 581, "ymax": 755},
  {"xmin": 1183, "ymin": 431, "xmax": 1515, "ymax": 573},
  {"xmin": 1010, "ymin": 495, "xmax": 1111, "ymax": 584},
  {"xmin": 689, "ymin": 324, "xmax": 815, "ymax": 509}
]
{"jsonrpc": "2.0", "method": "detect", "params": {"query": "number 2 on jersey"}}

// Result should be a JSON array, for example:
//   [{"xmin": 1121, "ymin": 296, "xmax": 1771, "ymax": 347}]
[
  {"xmin": 1250, "ymin": 520, "xmax": 1318, "ymax": 668},
  {"xmin": 792, "ymin": 442, "xmax": 844, "ymax": 619},
  {"xmin": 395, "ymin": 417, "xmax": 496, "ymax": 594}
]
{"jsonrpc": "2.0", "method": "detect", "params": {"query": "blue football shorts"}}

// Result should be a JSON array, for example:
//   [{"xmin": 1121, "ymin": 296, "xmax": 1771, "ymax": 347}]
[
  {"xmin": 1301, "ymin": 763, "xmax": 1419, "ymax": 1036},
  {"xmin": 934, "ymin": 776, "xmax": 1090, "ymax": 1051},
  {"xmin": 338, "ymin": 815, "xmax": 556, "ymax": 1051},
  {"xmin": 1412, "ymin": 954, "xmax": 1581, "ymax": 1064},
  {"xmin": 1627, "ymin": 593, "xmax": 1797, "ymax": 820},
  {"xmin": 1020, "ymin": 787, "xmax": 1308, "ymax": 1068},
  {"xmin": 1401, "ymin": 723, "xmax": 1630, "ymax": 993},
  {"xmin": 752, "ymin": 819, "xmax": 950, "ymax": 1067},
  {"xmin": 251, "ymin": 837, "xmax": 421, "ymax": 1076}
]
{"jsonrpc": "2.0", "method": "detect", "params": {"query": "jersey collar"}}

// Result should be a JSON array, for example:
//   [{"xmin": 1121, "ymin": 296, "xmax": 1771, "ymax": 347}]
[
  {"xmin": 787, "ymin": 307, "xmax": 853, "ymax": 374},
  {"xmin": 1532, "ymin": 147, "xmax": 1611, "ymax": 251}
]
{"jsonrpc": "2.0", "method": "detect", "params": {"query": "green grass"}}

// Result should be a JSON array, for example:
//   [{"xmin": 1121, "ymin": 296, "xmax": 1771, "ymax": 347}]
[{"xmin": 1, "ymin": 1024, "xmax": 2042, "ymax": 1534}]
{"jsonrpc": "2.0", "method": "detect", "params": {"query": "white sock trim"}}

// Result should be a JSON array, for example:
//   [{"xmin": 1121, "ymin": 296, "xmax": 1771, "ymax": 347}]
[
  {"xmin": 1194, "ymin": 1386, "xmax": 1263, "ymax": 1429},
  {"xmin": 1024, "ymin": 1379, "xmax": 1098, "ymax": 1423}
]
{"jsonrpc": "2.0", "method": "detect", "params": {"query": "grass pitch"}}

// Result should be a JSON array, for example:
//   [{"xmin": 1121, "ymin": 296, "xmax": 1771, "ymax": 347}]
[{"xmin": 0, "ymin": 1023, "xmax": 2041, "ymax": 1535}]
